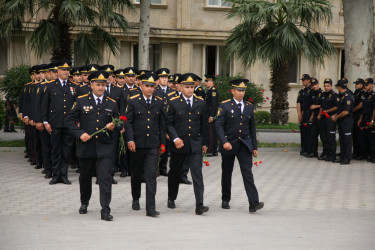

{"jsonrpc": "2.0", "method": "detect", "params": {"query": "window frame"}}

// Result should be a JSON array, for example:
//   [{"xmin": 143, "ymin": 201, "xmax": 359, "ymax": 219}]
[{"xmin": 206, "ymin": 0, "xmax": 233, "ymax": 7}]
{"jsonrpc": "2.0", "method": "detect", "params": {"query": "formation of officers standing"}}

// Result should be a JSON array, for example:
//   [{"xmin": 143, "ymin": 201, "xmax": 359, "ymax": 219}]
[
  {"xmin": 18, "ymin": 61, "xmax": 263, "ymax": 221},
  {"xmin": 297, "ymin": 74, "xmax": 375, "ymax": 165}
]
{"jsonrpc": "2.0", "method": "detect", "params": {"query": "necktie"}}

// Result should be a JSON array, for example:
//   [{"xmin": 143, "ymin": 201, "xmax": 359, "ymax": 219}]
[
  {"xmin": 146, "ymin": 98, "xmax": 151, "ymax": 106},
  {"xmin": 187, "ymin": 99, "xmax": 191, "ymax": 110},
  {"xmin": 163, "ymin": 88, "xmax": 166, "ymax": 93},
  {"xmin": 238, "ymin": 103, "xmax": 242, "ymax": 113},
  {"xmin": 62, "ymin": 81, "xmax": 67, "ymax": 88},
  {"xmin": 97, "ymin": 98, "xmax": 101, "ymax": 107}
]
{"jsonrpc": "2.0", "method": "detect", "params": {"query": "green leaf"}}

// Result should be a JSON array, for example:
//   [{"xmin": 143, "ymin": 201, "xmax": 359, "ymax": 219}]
[
  {"xmin": 74, "ymin": 32, "xmax": 102, "ymax": 65},
  {"xmin": 28, "ymin": 19, "xmax": 58, "ymax": 58}
]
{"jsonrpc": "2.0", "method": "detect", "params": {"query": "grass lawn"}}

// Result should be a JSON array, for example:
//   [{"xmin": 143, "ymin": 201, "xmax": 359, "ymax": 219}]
[
  {"xmin": 0, "ymin": 139, "xmax": 25, "ymax": 147},
  {"xmin": 256, "ymin": 123, "xmax": 299, "ymax": 130}
]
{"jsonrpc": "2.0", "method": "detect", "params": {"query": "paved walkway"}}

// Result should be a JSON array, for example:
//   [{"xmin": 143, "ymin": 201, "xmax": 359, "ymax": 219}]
[{"xmin": 0, "ymin": 150, "xmax": 374, "ymax": 249}]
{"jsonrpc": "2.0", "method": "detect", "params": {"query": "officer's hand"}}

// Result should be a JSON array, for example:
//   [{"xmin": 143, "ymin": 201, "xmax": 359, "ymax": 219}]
[
  {"xmin": 208, "ymin": 117, "xmax": 214, "ymax": 123},
  {"xmin": 202, "ymin": 146, "xmax": 207, "ymax": 154},
  {"xmin": 331, "ymin": 115, "xmax": 337, "ymax": 122},
  {"xmin": 253, "ymin": 150, "xmax": 258, "ymax": 157},
  {"xmin": 166, "ymin": 134, "xmax": 170, "ymax": 140},
  {"xmin": 298, "ymin": 115, "xmax": 302, "ymax": 123},
  {"xmin": 106, "ymin": 122, "xmax": 115, "ymax": 131},
  {"xmin": 36, "ymin": 123, "xmax": 44, "ymax": 131},
  {"xmin": 317, "ymin": 115, "xmax": 321, "ymax": 120},
  {"xmin": 357, "ymin": 120, "xmax": 361, "ymax": 127},
  {"xmin": 80, "ymin": 133, "xmax": 91, "ymax": 142},
  {"xmin": 128, "ymin": 141, "xmax": 136, "ymax": 152},
  {"xmin": 30, "ymin": 120, "xmax": 35, "ymax": 126},
  {"xmin": 120, "ymin": 127, "xmax": 125, "ymax": 134},
  {"xmin": 175, "ymin": 139, "xmax": 184, "ymax": 149},
  {"xmin": 223, "ymin": 142, "xmax": 232, "ymax": 151},
  {"xmin": 370, "ymin": 122, "xmax": 374, "ymax": 128},
  {"xmin": 23, "ymin": 117, "xmax": 29, "ymax": 125},
  {"xmin": 44, "ymin": 123, "xmax": 52, "ymax": 134}
]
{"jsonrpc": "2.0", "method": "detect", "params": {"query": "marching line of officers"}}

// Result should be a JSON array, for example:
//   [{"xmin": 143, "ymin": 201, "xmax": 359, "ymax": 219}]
[
  {"xmin": 18, "ymin": 60, "xmax": 263, "ymax": 221},
  {"xmin": 297, "ymin": 74, "xmax": 375, "ymax": 165}
]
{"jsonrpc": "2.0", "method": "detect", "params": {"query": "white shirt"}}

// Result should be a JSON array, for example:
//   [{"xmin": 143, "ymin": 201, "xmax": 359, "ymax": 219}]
[
  {"xmin": 59, "ymin": 78, "xmax": 68, "ymax": 87},
  {"xmin": 126, "ymin": 84, "xmax": 134, "ymax": 89},
  {"xmin": 143, "ymin": 95, "xmax": 153, "ymax": 104},
  {"xmin": 161, "ymin": 86, "xmax": 168, "ymax": 93},
  {"xmin": 233, "ymin": 98, "xmax": 245, "ymax": 113},
  {"xmin": 93, "ymin": 93, "xmax": 104, "ymax": 105},
  {"xmin": 182, "ymin": 94, "xmax": 193, "ymax": 108}
]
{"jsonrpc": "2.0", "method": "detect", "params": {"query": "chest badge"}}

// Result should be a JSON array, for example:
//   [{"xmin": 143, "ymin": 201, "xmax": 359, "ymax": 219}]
[{"xmin": 231, "ymin": 110, "xmax": 234, "ymax": 113}]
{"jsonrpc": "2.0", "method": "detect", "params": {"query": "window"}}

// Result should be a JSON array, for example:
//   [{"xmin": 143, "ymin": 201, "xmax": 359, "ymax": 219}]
[
  {"xmin": 133, "ymin": 44, "xmax": 161, "ymax": 71},
  {"xmin": 205, "ymin": 45, "xmax": 231, "ymax": 76},
  {"xmin": 288, "ymin": 55, "xmax": 299, "ymax": 83},
  {"xmin": 207, "ymin": 0, "xmax": 233, "ymax": 7},
  {"xmin": 0, "ymin": 41, "xmax": 8, "ymax": 75},
  {"xmin": 134, "ymin": 0, "xmax": 162, "ymax": 4}
]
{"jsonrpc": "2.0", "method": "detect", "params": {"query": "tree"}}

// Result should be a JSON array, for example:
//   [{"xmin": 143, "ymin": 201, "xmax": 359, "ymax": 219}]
[
  {"xmin": 225, "ymin": 0, "xmax": 334, "ymax": 124},
  {"xmin": 138, "ymin": 0, "xmax": 151, "ymax": 69},
  {"xmin": 343, "ymin": 0, "xmax": 374, "ymax": 82},
  {"xmin": 0, "ymin": 0, "xmax": 134, "ymax": 64}
]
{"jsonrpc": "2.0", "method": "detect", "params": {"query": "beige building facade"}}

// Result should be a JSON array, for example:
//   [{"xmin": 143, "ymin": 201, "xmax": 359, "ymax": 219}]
[{"xmin": 1, "ymin": 0, "xmax": 349, "ymax": 122}]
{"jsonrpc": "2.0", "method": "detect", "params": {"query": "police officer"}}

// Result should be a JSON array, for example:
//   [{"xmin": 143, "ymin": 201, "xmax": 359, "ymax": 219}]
[
  {"xmin": 215, "ymin": 79, "xmax": 264, "ymax": 213},
  {"xmin": 193, "ymin": 74, "xmax": 206, "ymax": 100},
  {"xmin": 123, "ymin": 67, "xmax": 140, "ymax": 96},
  {"xmin": 66, "ymin": 70, "xmax": 119, "ymax": 221},
  {"xmin": 125, "ymin": 73, "xmax": 166, "ymax": 217},
  {"xmin": 331, "ymin": 80, "xmax": 354, "ymax": 165},
  {"xmin": 42, "ymin": 60, "xmax": 78, "ymax": 184},
  {"xmin": 71, "ymin": 67, "xmax": 82, "ymax": 85},
  {"xmin": 352, "ymin": 78, "xmax": 366, "ymax": 160},
  {"xmin": 166, "ymin": 73, "xmax": 209, "ymax": 215},
  {"xmin": 318, "ymin": 78, "xmax": 338, "ymax": 162},
  {"xmin": 297, "ymin": 74, "xmax": 313, "ymax": 156},
  {"xmin": 306, "ymin": 78, "xmax": 322, "ymax": 158},
  {"xmin": 358, "ymin": 78, "xmax": 375, "ymax": 163},
  {"xmin": 204, "ymin": 75, "xmax": 219, "ymax": 157}
]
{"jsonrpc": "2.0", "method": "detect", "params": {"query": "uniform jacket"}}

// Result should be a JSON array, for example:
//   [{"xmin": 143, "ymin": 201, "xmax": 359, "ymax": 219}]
[
  {"xmin": 105, "ymin": 83, "xmax": 127, "ymax": 115},
  {"xmin": 65, "ymin": 94, "xmax": 119, "ymax": 158},
  {"xmin": 205, "ymin": 86, "xmax": 219, "ymax": 118},
  {"xmin": 194, "ymin": 86, "xmax": 206, "ymax": 100},
  {"xmin": 125, "ymin": 94, "xmax": 166, "ymax": 149},
  {"xmin": 166, "ymin": 95, "xmax": 208, "ymax": 154},
  {"xmin": 215, "ymin": 98, "xmax": 258, "ymax": 155}
]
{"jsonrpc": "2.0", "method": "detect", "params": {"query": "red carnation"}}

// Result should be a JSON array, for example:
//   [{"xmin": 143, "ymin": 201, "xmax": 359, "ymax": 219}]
[
  {"xmin": 160, "ymin": 144, "xmax": 166, "ymax": 153},
  {"xmin": 366, "ymin": 122, "xmax": 370, "ymax": 126},
  {"xmin": 119, "ymin": 115, "xmax": 128, "ymax": 122},
  {"xmin": 292, "ymin": 129, "xmax": 297, "ymax": 133},
  {"xmin": 248, "ymin": 97, "xmax": 253, "ymax": 102},
  {"xmin": 11, "ymin": 121, "xmax": 15, "ymax": 124},
  {"xmin": 261, "ymin": 89, "xmax": 264, "ymax": 93},
  {"xmin": 320, "ymin": 111, "xmax": 325, "ymax": 115},
  {"xmin": 325, "ymin": 113, "xmax": 330, "ymax": 118},
  {"xmin": 266, "ymin": 97, "xmax": 269, "ymax": 100},
  {"xmin": 302, "ymin": 123, "xmax": 307, "ymax": 127}
]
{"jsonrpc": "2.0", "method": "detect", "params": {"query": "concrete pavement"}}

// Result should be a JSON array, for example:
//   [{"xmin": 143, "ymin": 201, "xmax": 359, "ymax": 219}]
[{"xmin": 0, "ymin": 150, "xmax": 374, "ymax": 249}]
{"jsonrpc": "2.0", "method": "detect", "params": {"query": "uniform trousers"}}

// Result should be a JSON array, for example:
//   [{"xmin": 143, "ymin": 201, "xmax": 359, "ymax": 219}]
[
  {"xmin": 51, "ymin": 127, "xmax": 74, "ymax": 178},
  {"xmin": 338, "ymin": 116, "xmax": 353, "ymax": 161}
]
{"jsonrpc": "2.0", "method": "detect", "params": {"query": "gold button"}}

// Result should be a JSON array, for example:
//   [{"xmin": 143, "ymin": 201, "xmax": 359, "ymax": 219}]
[
  {"xmin": 96, "ymin": 128, "xmax": 98, "ymax": 130},
  {"xmin": 147, "ymin": 126, "xmax": 150, "ymax": 128},
  {"xmin": 97, "ymin": 120, "xmax": 99, "ymax": 122},
  {"xmin": 189, "ymin": 119, "xmax": 191, "ymax": 122},
  {"xmin": 240, "ymin": 116, "xmax": 243, "ymax": 118},
  {"xmin": 148, "ymin": 111, "xmax": 150, "ymax": 114},
  {"xmin": 95, "ymin": 136, "xmax": 98, "ymax": 139},
  {"xmin": 147, "ymin": 119, "xmax": 150, "ymax": 121},
  {"xmin": 97, "ymin": 112, "xmax": 99, "ymax": 115},
  {"xmin": 239, "ymin": 130, "xmax": 242, "ymax": 132},
  {"xmin": 188, "ymin": 134, "xmax": 191, "ymax": 136},
  {"xmin": 64, "ymin": 112, "xmax": 66, "ymax": 114},
  {"xmin": 240, "ymin": 123, "xmax": 242, "ymax": 125},
  {"xmin": 189, "ymin": 126, "xmax": 191, "ymax": 129},
  {"xmin": 64, "ymin": 106, "xmax": 66, "ymax": 108},
  {"xmin": 147, "ymin": 134, "xmax": 149, "ymax": 136},
  {"xmin": 64, "ymin": 100, "xmax": 66, "ymax": 102},
  {"xmin": 189, "ymin": 112, "xmax": 191, "ymax": 115}
]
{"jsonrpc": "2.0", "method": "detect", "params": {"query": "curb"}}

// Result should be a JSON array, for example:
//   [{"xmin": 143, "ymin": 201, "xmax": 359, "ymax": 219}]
[{"xmin": 0, "ymin": 147, "xmax": 25, "ymax": 152}]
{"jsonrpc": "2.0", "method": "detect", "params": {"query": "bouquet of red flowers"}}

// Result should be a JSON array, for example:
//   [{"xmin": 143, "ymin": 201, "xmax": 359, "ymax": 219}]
[
  {"xmin": 203, "ymin": 152, "xmax": 210, "ymax": 166},
  {"xmin": 320, "ymin": 111, "xmax": 330, "ymax": 118},
  {"xmin": 253, "ymin": 156, "xmax": 262, "ymax": 167}
]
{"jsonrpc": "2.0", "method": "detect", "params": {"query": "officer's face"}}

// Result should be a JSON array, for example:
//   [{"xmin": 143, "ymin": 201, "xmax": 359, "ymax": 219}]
[
  {"xmin": 355, "ymin": 84, "xmax": 363, "ymax": 90},
  {"xmin": 58, "ymin": 68, "xmax": 70, "ymax": 80},
  {"xmin": 204, "ymin": 80, "xmax": 213, "ymax": 88},
  {"xmin": 175, "ymin": 83, "xmax": 182, "ymax": 92},
  {"xmin": 108, "ymin": 74, "xmax": 114, "ymax": 84},
  {"xmin": 117, "ymin": 77, "xmax": 125, "ymax": 85},
  {"xmin": 312, "ymin": 84, "xmax": 319, "ymax": 91},
  {"xmin": 51, "ymin": 70, "xmax": 58, "ymax": 80},
  {"xmin": 181, "ymin": 84, "xmax": 195, "ymax": 98},
  {"xmin": 195, "ymin": 80, "xmax": 201, "ymax": 87},
  {"xmin": 91, "ymin": 81, "xmax": 106, "ymax": 96},
  {"xmin": 324, "ymin": 83, "xmax": 332, "ymax": 92},
  {"xmin": 34, "ymin": 73, "xmax": 41, "ymax": 81},
  {"xmin": 45, "ymin": 71, "xmax": 51, "ymax": 81},
  {"xmin": 159, "ymin": 76, "xmax": 168, "ymax": 87},
  {"xmin": 231, "ymin": 88, "xmax": 245, "ymax": 101},
  {"xmin": 141, "ymin": 83, "xmax": 155, "ymax": 97},
  {"xmin": 364, "ymin": 84, "xmax": 373, "ymax": 92},
  {"xmin": 73, "ymin": 75, "xmax": 82, "ymax": 83},
  {"xmin": 167, "ymin": 82, "xmax": 174, "ymax": 89},
  {"xmin": 39, "ymin": 72, "xmax": 46, "ymax": 80},
  {"xmin": 81, "ymin": 73, "xmax": 89, "ymax": 83},
  {"xmin": 125, "ymin": 75, "xmax": 136, "ymax": 85}
]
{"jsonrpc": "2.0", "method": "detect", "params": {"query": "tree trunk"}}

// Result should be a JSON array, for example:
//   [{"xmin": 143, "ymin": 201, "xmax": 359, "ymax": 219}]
[
  {"xmin": 138, "ymin": 0, "xmax": 151, "ymax": 69},
  {"xmin": 51, "ymin": 8, "xmax": 72, "ymax": 62},
  {"xmin": 343, "ymin": 0, "xmax": 374, "ymax": 84},
  {"xmin": 270, "ymin": 61, "xmax": 290, "ymax": 125}
]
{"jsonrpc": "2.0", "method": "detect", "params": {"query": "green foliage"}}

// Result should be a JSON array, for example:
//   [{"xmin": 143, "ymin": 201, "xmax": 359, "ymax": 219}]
[
  {"xmin": 0, "ymin": 99, "xmax": 5, "ymax": 126},
  {"xmin": 0, "ymin": 139, "xmax": 25, "ymax": 147},
  {"xmin": 215, "ymin": 74, "xmax": 265, "ymax": 109},
  {"xmin": 0, "ymin": 65, "xmax": 31, "ymax": 106},
  {"xmin": 254, "ymin": 111, "xmax": 270, "ymax": 125}
]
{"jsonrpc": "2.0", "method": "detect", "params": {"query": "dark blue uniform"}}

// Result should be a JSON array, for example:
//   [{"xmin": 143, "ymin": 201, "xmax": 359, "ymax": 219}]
[
  {"xmin": 205, "ymin": 86, "xmax": 219, "ymax": 155},
  {"xmin": 360, "ymin": 90, "xmax": 375, "ymax": 162},
  {"xmin": 194, "ymin": 86, "xmax": 206, "ymax": 100},
  {"xmin": 166, "ymin": 94, "xmax": 208, "ymax": 207},
  {"xmin": 307, "ymin": 88, "xmax": 322, "ymax": 157},
  {"xmin": 215, "ymin": 98, "xmax": 260, "ymax": 207},
  {"xmin": 297, "ymin": 85, "xmax": 313, "ymax": 155},
  {"xmin": 65, "ymin": 93, "xmax": 119, "ymax": 215},
  {"xmin": 352, "ymin": 89, "xmax": 366, "ymax": 159}
]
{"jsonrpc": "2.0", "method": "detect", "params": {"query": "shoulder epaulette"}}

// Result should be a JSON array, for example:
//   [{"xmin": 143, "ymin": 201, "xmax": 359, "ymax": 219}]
[
  {"xmin": 72, "ymin": 82, "xmax": 80, "ymax": 86},
  {"xmin": 80, "ymin": 84, "xmax": 88, "ymax": 87},
  {"xmin": 130, "ymin": 87, "xmax": 138, "ymax": 91},
  {"xmin": 106, "ymin": 96, "xmax": 116, "ymax": 103},
  {"xmin": 193, "ymin": 94, "xmax": 204, "ymax": 101},
  {"xmin": 245, "ymin": 101, "xmax": 253, "ymax": 105},
  {"xmin": 78, "ymin": 94, "xmax": 89, "ymax": 99},
  {"xmin": 221, "ymin": 99, "xmax": 230, "ymax": 103},
  {"xmin": 113, "ymin": 84, "xmax": 120, "ymax": 88},
  {"xmin": 170, "ymin": 96, "xmax": 180, "ymax": 101},
  {"xmin": 155, "ymin": 95, "xmax": 163, "ymax": 100},
  {"xmin": 130, "ymin": 94, "xmax": 140, "ymax": 99},
  {"xmin": 168, "ymin": 91, "xmax": 176, "ymax": 96}
]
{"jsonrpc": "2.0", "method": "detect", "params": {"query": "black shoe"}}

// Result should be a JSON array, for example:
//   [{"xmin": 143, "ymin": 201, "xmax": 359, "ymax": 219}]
[
  {"xmin": 206, "ymin": 153, "xmax": 213, "ymax": 157},
  {"xmin": 60, "ymin": 177, "xmax": 72, "ymax": 185},
  {"xmin": 76, "ymin": 169, "xmax": 80, "ymax": 173},
  {"xmin": 180, "ymin": 179, "xmax": 192, "ymax": 185},
  {"xmin": 222, "ymin": 201, "xmax": 230, "ymax": 209},
  {"xmin": 318, "ymin": 155, "xmax": 327, "ymax": 160},
  {"xmin": 30, "ymin": 161, "xmax": 36, "ymax": 165},
  {"xmin": 44, "ymin": 173, "xmax": 52, "ymax": 179},
  {"xmin": 325, "ymin": 157, "xmax": 336, "ymax": 162},
  {"xmin": 167, "ymin": 199, "xmax": 176, "ymax": 209},
  {"xmin": 3, "ymin": 129, "xmax": 10, "ymax": 132},
  {"xmin": 159, "ymin": 169, "xmax": 168, "ymax": 176},
  {"xmin": 101, "ymin": 213, "xmax": 113, "ymax": 221},
  {"xmin": 71, "ymin": 164, "xmax": 77, "ymax": 169},
  {"xmin": 95, "ymin": 179, "xmax": 99, "ymax": 185},
  {"xmin": 340, "ymin": 160, "xmax": 350, "ymax": 165},
  {"xmin": 213, "ymin": 153, "xmax": 218, "ymax": 156},
  {"xmin": 132, "ymin": 199, "xmax": 140, "ymax": 210},
  {"xmin": 249, "ymin": 202, "xmax": 264, "ymax": 213},
  {"xmin": 306, "ymin": 153, "xmax": 317, "ymax": 158},
  {"xmin": 41, "ymin": 169, "xmax": 45, "ymax": 174},
  {"xmin": 356, "ymin": 155, "xmax": 365, "ymax": 160},
  {"xmin": 10, "ymin": 129, "xmax": 17, "ymax": 132},
  {"xmin": 111, "ymin": 178, "xmax": 118, "ymax": 184},
  {"xmin": 49, "ymin": 177, "xmax": 59, "ymax": 185},
  {"xmin": 146, "ymin": 209, "xmax": 160, "ymax": 217},
  {"xmin": 333, "ymin": 159, "xmax": 342, "ymax": 163},
  {"xmin": 24, "ymin": 154, "xmax": 30, "ymax": 158},
  {"xmin": 120, "ymin": 172, "xmax": 128, "ymax": 177},
  {"xmin": 302, "ymin": 152, "xmax": 309, "ymax": 157},
  {"xmin": 195, "ymin": 205, "xmax": 209, "ymax": 215},
  {"xmin": 79, "ymin": 205, "xmax": 88, "ymax": 214},
  {"xmin": 35, "ymin": 164, "xmax": 42, "ymax": 169},
  {"xmin": 141, "ymin": 178, "xmax": 146, "ymax": 183},
  {"xmin": 28, "ymin": 158, "xmax": 32, "ymax": 162}
]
